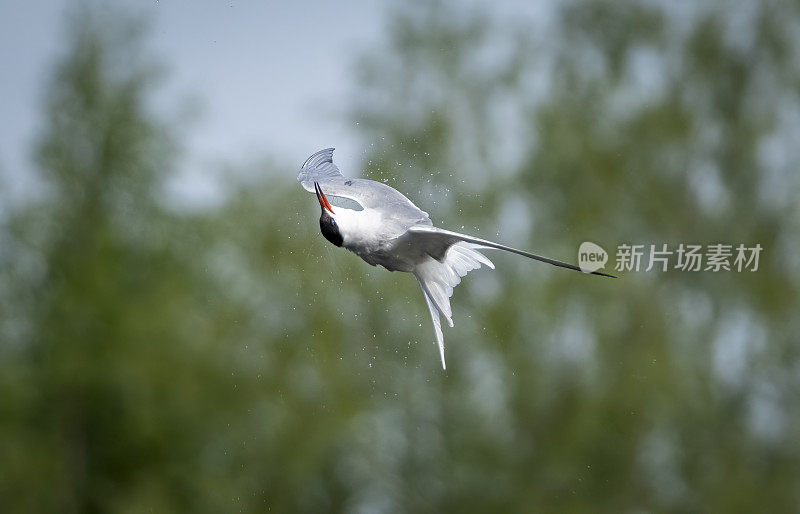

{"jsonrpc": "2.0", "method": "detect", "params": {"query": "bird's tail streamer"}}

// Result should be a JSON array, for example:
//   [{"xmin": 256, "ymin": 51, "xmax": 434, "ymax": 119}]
[{"xmin": 414, "ymin": 243, "xmax": 494, "ymax": 369}]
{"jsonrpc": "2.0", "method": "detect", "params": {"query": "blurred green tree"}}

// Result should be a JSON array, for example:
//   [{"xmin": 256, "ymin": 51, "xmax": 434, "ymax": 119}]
[
  {"xmin": 0, "ymin": 9, "xmax": 248, "ymax": 512},
  {"xmin": 345, "ymin": 0, "xmax": 800, "ymax": 512}
]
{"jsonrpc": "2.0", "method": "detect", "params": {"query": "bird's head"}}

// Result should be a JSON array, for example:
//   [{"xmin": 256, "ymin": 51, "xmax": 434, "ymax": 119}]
[{"xmin": 314, "ymin": 182, "xmax": 343, "ymax": 247}]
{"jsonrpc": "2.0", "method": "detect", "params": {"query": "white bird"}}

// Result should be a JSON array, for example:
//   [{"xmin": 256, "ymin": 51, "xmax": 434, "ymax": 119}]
[{"xmin": 298, "ymin": 148, "xmax": 614, "ymax": 369}]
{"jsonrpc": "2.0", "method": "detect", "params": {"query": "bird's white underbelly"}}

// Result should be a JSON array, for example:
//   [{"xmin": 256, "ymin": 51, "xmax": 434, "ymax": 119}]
[
  {"xmin": 347, "ymin": 240, "xmax": 419, "ymax": 272},
  {"xmin": 338, "ymin": 208, "xmax": 426, "ymax": 272}
]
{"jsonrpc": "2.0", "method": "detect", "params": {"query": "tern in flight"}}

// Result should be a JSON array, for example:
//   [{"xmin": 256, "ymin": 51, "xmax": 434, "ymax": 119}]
[{"xmin": 298, "ymin": 148, "xmax": 614, "ymax": 369}]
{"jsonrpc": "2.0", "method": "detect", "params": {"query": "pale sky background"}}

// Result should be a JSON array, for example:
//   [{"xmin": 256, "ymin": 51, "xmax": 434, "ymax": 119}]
[
  {"xmin": 0, "ymin": 1, "xmax": 387, "ymax": 206},
  {"xmin": 0, "ymin": 1, "xmax": 545, "ymax": 208}
]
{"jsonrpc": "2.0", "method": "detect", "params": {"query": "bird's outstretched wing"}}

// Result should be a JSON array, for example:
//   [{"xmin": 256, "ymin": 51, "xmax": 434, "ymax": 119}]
[
  {"xmin": 298, "ymin": 148, "xmax": 431, "ymax": 226},
  {"xmin": 405, "ymin": 226, "xmax": 616, "ymax": 278},
  {"xmin": 401, "ymin": 225, "xmax": 614, "ymax": 369}
]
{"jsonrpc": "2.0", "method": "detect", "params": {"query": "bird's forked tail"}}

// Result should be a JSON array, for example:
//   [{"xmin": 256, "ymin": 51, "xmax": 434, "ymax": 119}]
[{"xmin": 413, "ymin": 243, "xmax": 494, "ymax": 370}]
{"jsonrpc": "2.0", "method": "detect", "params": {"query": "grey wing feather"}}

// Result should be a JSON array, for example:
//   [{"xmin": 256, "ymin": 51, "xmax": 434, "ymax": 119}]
[
  {"xmin": 298, "ymin": 148, "xmax": 344, "ymax": 189},
  {"xmin": 405, "ymin": 226, "xmax": 616, "ymax": 278},
  {"xmin": 298, "ymin": 148, "xmax": 432, "ymax": 226}
]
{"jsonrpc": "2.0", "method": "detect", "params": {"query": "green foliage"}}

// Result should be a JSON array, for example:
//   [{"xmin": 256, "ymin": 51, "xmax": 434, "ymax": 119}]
[
  {"xmin": 0, "ymin": 11, "xmax": 243, "ymax": 513},
  {"xmin": 1, "ymin": 1, "xmax": 799, "ymax": 512},
  {"xmin": 349, "ymin": 1, "xmax": 800, "ymax": 512}
]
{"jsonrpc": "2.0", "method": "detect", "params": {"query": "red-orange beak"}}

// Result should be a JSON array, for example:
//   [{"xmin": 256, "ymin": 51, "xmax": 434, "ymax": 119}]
[{"xmin": 314, "ymin": 182, "xmax": 334, "ymax": 214}]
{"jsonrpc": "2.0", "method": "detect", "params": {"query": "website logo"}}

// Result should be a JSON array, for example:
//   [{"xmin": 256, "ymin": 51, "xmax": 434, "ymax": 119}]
[{"xmin": 578, "ymin": 241, "xmax": 608, "ymax": 274}]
